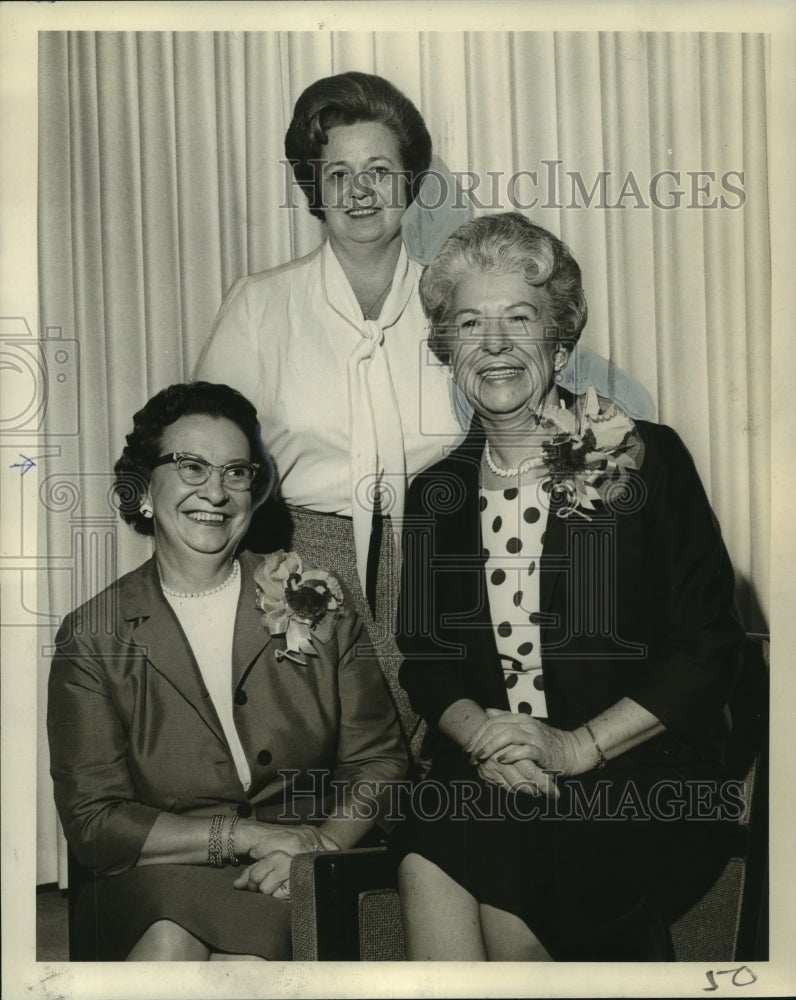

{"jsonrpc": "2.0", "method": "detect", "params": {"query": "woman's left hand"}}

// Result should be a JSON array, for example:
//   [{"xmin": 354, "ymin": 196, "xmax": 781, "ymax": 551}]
[
  {"xmin": 466, "ymin": 709, "xmax": 592, "ymax": 776},
  {"xmin": 236, "ymin": 822, "xmax": 320, "ymax": 862},
  {"xmin": 232, "ymin": 849, "xmax": 292, "ymax": 896}
]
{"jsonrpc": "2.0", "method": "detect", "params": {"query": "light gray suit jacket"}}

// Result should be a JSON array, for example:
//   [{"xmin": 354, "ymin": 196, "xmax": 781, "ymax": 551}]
[{"xmin": 48, "ymin": 549, "xmax": 407, "ymax": 875}]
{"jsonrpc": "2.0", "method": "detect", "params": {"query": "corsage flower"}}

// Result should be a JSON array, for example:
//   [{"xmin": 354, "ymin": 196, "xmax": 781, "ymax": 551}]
[
  {"xmin": 253, "ymin": 550, "xmax": 344, "ymax": 665},
  {"xmin": 540, "ymin": 386, "xmax": 645, "ymax": 519}
]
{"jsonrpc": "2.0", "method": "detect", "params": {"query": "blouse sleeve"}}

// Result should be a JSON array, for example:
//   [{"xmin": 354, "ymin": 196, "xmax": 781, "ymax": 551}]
[
  {"xmin": 193, "ymin": 277, "xmax": 264, "ymax": 412},
  {"xmin": 47, "ymin": 623, "xmax": 161, "ymax": 876}
]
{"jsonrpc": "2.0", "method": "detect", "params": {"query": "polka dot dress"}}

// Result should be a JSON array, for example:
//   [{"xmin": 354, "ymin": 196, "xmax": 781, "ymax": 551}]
[{"xmin": 480, "ymin": 483, "xmax": 550, "ymax": 718}]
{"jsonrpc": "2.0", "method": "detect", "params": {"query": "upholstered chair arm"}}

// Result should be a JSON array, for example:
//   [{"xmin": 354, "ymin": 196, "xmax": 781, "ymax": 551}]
[{"xmin": 290, "ymin": 846, "xmax": 401, "ymax": 960}]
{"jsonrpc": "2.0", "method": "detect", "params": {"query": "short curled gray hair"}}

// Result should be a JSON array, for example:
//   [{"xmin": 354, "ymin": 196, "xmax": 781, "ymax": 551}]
[{"xmin": 419, "ymin": 212, "xmax": 588, "ymax": 364}]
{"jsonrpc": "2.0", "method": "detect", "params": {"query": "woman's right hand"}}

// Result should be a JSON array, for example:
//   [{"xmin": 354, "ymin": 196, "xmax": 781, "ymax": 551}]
[
  {"xmin": 477, "ymin": 754, "xmax": 560, "ymax": 801},
  {"xmin": 232, "ymin": 849, "xmax": 292, "ymax": 896}
]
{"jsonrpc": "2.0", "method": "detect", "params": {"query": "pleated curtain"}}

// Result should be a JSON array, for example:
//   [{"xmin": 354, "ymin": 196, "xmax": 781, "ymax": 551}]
[{"xmin": 37, "ymin": 30, "xmax": 771, "ymax": 885}]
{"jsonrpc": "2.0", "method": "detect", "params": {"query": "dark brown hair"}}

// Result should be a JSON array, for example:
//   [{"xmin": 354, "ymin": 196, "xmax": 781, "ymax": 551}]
[
  {"xmin": 284, "ymin": 71, "xmax": 432, "ymax": 219},
  {"xmin": 113, "ymin": 382, "xmax": 273, "ymax": 536}
]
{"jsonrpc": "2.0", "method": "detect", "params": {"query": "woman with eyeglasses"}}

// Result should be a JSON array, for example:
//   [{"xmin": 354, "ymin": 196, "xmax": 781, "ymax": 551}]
[{"xmin": 46, "ymin": 381, "xmax": 407, "ymax": 961}]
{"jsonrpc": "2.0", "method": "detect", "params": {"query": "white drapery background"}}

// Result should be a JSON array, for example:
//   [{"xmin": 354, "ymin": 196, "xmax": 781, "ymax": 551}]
[{"xmin": 36, "ymin": 30, "xmax": 770, "ymax": 885}]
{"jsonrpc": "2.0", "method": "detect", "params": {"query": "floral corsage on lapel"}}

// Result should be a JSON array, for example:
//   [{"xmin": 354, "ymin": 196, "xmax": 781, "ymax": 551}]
[
  {"xmin": 253, "ymin": 550, "xmax": 344, "ymax": 665},
  {"xmin": 540, "ymin": 386, "xmax": 645, "ymax": 520}
]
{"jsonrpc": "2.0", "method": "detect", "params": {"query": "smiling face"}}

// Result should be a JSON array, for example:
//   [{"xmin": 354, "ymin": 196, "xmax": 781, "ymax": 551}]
[
  {"xmin": 319, "ymin": 121, "xmax": 408, "ymax": 254},
  {"xmin": 449, "ymin": 269, "xmax": 561, "ymax": 430},
  {"xmin": 145, "ymin": 414, "xmax": 253, "ymax": 572}
]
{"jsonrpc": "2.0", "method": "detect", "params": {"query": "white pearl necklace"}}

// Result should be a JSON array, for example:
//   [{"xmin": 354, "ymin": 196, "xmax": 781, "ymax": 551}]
[
  {"xmin": 160, "ymin": 559, "xmax": 240, "ymax": 599},
  {"xmin": 483, "ymin": 440, "xmax": 546, "ymax": 479}
]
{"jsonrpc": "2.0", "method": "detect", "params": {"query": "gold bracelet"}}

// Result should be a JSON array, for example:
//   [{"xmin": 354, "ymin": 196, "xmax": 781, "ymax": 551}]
[
  {"xmin": 208, "ymin": 813, "xmax": 225, "ymax": 868},
  {"xmin": 227, "ymin": 813, "xmax": 240, "ymax": 866},
  {"xmin": 583, "ymin": 722, "xmax": 608, "ymax": 770}
]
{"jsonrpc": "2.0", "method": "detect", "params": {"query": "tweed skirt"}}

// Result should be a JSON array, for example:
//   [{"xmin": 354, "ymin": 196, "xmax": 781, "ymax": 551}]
[{"xmin": 285, "ymin": 505, "xmax": 421, "ymax": 755}]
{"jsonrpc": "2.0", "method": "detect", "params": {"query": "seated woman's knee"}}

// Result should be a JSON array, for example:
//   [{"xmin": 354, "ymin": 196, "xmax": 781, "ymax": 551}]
[{"xmin": 127, "ymin": 920, "xmax": 210, "ymax": 961}]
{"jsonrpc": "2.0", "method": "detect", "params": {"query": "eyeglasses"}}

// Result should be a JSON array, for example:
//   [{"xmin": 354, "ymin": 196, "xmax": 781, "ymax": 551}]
[{"xmin": 154, "ymin": 453, "xmax": 260, "ymax": 491}]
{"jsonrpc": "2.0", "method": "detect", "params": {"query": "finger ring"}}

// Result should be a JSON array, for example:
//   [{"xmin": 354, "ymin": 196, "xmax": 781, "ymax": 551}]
[{"xmin": 280, "ymin": 882, "xmax": 291, "ymax": 901}]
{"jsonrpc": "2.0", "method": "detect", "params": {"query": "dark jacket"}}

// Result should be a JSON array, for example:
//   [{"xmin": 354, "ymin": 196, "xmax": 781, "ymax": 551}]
[
  {"xmin": 48, "ymin": 549, "xmax": 407, "ymax": 876},
  {"xmin": 397, "ymin": 418, "xmax": 744, "ymax": 770}
]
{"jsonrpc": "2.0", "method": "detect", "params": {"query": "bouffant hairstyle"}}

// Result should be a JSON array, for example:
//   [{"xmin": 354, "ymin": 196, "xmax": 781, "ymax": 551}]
[
  {"xmin": 284, "ymin": 71, "xmax": 432, "ymax": 219},
  {"xmin": 113, "ymin": 382, "xmax": 273, "ymax": 536},
  {"xmin": 419, "ymin": 213, "xmax": 589, "ymax": 365}
]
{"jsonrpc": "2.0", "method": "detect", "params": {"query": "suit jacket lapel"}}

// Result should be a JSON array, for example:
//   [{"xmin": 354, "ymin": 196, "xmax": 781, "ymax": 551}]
[
  {"xmin": 538, "ymin": 390, "xmax": 581, "ymax": 621},
  {"xmin": 119, "ymin": 556, "xmax": 227, "ymax": 746},
  {"xmin": 540, "ymin": 501, "xmax": 567, "ymax": 620},
  {"xmin": 446, "ymin": 427, "xmax": 511, "ymax": 707},
  {"xmin": 232, "ymin": 551, "xmax": 275, "ymax": 691}
]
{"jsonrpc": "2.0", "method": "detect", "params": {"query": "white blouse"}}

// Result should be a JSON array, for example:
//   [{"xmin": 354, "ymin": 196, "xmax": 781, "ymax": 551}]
[
  {"xmin": 194, "ymin": 240, "xmax": 466, "ymax": 591},
  {"xmin": 481, "ymin": 483, "xmax": 551, "ymax": 719},
  {"xmin": 162, "ymin": 569, "xmax": 251, "ymax": 790}
]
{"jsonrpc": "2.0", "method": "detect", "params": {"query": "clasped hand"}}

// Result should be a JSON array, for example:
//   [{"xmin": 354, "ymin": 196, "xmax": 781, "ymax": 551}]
[
  {"xmin": 232, "ymin": 823, "xmax": 320, "ymax": 896},
  {"xmin": 465, "ymin": 709, "xmax": 587, "ymax": 800}
]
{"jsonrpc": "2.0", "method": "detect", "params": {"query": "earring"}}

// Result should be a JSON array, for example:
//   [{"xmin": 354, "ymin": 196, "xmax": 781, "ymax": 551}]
[
  {"xmin": 139, "ymin": 497, "xmax": 153, "ymax": 519},
  {"xmin": 553, "ymin": 347, "xmax": 568, "ymax": 372}
]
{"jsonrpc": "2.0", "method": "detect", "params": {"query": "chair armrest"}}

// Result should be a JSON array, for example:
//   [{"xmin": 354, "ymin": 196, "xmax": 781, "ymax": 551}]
[{"xmin": 290, "ymin": 846, "xmax": 397, "ymax": 960}]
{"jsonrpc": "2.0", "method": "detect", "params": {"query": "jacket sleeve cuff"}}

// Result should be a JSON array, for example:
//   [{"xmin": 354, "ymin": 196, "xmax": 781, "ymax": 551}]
[{"xmin": 64, "ymin": 801, "xmax": 161, "ymax": 877}]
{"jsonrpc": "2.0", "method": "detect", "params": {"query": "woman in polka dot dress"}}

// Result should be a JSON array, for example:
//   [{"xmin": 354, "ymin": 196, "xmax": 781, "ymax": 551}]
[{"xmin": 391, "ymin": 214, "xmax": 744, "ymax": 961}]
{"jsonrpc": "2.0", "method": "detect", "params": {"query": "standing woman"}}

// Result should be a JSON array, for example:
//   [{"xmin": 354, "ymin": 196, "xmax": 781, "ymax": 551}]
[{"xmin": 193, "ymin": 73, "xmax": 467, "ymax": 742}]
